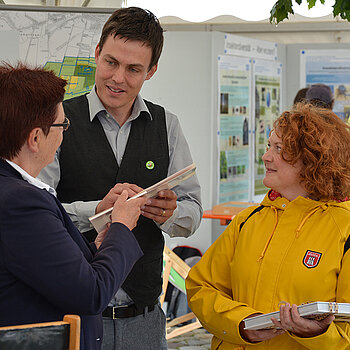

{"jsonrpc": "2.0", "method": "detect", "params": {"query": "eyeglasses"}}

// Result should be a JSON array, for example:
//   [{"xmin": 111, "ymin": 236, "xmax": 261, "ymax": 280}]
[{"xmin": 51, "ymin": 116, "xmax": 70, "ymax": 131}]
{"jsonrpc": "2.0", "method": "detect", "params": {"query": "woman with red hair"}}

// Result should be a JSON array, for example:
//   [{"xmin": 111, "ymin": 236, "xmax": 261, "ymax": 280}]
[{"xmin": 186, "ymin": 103, "xmax": 350, "ymax": 349}]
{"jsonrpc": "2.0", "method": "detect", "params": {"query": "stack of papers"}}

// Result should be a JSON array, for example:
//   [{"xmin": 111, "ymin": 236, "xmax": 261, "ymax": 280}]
[{"xmin": 244, "ymin": 302, "xmax": 350, "ymax": 330}]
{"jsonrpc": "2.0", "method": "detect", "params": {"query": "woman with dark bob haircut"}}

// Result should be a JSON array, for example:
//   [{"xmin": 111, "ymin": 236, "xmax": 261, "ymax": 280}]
[
  {"xmin": 0, "ymin": 62, "xmax": 146, "ymax": 350},
  {"xmin": 186, "ymin": 103, "xmax": 350, "ymax": 350}
]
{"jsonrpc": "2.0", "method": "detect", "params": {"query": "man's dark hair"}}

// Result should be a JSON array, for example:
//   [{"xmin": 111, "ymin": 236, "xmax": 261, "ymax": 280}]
[
  {"xmin": 293, "ymin": 87, "xmax": 308, "ymax": 105},
  {"xmin": 306, "ymin": 84, "xmax": 334, "ymax": 110},
  {"xmin": 98, "ymin": 7, "xmax": 164, "ymax": 70}
]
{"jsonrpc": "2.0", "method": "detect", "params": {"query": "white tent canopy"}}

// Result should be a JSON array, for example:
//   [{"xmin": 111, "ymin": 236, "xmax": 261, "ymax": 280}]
[
  {"xmin": 128, "ymin": 0, "xmax": 335, "ymax": 22},
  {"xmin": 1, "ymin": 0, "xmax": 347, "ymax": 43},
  {"xmin": 0, "ymin": 0, "xmax": 335, "ymax": 21}
]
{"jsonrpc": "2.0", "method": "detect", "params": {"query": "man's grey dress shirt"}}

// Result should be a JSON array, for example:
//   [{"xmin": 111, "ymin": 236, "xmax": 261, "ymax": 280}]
[
  {"xmin": 39, "ymin": 86, "xmax": 202, "ymax": 238},
  {"xmin": 39, "ymin": 87, "xmax": 202, "ymax": 305}
]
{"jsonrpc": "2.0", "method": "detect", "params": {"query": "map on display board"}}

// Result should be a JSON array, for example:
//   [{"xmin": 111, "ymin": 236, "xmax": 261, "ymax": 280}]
[
  {"xmin": 300, "ymin": 50, "xmax": 350, "ymax": 122},
  {"xmin": 0, "ymin": 10, "xmax": 109, "ymax": 99}
]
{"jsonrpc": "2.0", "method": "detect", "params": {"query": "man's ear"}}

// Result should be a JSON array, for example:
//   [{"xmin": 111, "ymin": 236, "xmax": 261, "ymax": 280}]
[
  {"xmin": 146, "ymin": 64, "xmax": 158, "ymax": 80},
  {"xmin": 27, "ymin": 128, "xmax": 42, "ymax": 153},
  {"xmin": 95, "ymin": 44, "xmax": 101, "ymax": 62}
]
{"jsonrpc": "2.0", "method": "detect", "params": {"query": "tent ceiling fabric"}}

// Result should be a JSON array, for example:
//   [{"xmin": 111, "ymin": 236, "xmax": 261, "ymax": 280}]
[
  {"xmin": 160, "ymin": 14, "xmax": 350, "ymax": 44},
  {"xmin": 1, "ymin": 0, "xmax": 349, "ymax": 43},
  {"xmin": 0, "ymin": 0, "xmax": 125, "ymax": 7},
  {"xmin": 0, "ymin": 0, "xmax": 335, "ymax": 22}
]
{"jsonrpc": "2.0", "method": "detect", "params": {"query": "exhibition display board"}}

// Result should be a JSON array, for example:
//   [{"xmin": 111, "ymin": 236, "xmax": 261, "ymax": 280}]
[
  {"xmin": 0, "ymin": 10, "xmax": 109, "ymax": 98},
  {"xmin": 218, "ymin": 55, "xmax": 251, "ymax": 203},
  {"xmin": 252, "ymin": 59, "xmax": 282, "ymax": 201},
  {"xmin": 217, "ymin": 34, "xmax": 282, "ymax": 203},
  {"xmin": 300, "ymin": 49, "xmax": 350, "ymax": 122}
]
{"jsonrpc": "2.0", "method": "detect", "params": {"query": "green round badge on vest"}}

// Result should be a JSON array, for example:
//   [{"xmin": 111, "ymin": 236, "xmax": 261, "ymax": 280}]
[{"xmin": 146, "ymin": 161, "xmax": 155, "ymax": 170}]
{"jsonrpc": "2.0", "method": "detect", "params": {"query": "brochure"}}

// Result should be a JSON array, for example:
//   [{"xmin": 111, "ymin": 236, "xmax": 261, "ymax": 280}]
[
  {"xmin": 244, "ymin": 302, "xmax": 350, "ymax": 330},
  {"xmin": 89, "ymin": 163, "xmax": 196, "ymax": 233}
]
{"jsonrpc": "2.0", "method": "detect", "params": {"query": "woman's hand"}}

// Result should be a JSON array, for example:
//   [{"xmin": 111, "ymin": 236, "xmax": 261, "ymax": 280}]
[
  {"xmin": 111, "ymin": 190, "xmax": 147, "ymax": 231},
  {"xmin": 239, "ymin": 314, "xmax": 285, "ymax": 343},
  {"xmin": 95, "ymin": 183, "xmax": 143, "ymax": 214},
  {"xmin": 271, "ymin": 303, "xmax": 334, "ymax": 338}
]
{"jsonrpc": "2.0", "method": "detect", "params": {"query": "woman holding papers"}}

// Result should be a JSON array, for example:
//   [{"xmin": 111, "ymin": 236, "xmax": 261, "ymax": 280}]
[
  {"xmin": 186, "ymin": 103, "xmax": 350, "ymax": 349},
  {"xmin": 0, "ymin": 63, "xmax": 146, "ymax": 350}
]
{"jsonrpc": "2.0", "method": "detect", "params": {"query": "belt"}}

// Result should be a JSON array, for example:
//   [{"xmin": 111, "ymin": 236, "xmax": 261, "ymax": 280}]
[{"xmin": 102, "ymin": 304, "xmax": 156, "ymax": 319}]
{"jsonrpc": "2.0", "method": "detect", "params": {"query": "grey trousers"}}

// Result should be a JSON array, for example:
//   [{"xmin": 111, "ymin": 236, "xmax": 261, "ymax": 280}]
[{"xmin": 101, "ymin": 304, "xmax": 167, "ymax": 350}]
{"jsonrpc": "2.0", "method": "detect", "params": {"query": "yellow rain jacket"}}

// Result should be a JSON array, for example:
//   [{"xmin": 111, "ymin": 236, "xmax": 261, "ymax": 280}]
[{"xmin": 186, "ymin": 193, "xmax": 350, "ymax": 349}]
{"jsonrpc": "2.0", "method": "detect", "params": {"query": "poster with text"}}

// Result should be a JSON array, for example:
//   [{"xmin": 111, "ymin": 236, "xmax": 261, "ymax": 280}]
[
  {"xmin": 218, "ymin": 55, "xmax": 251, "ymax": 203},
  {"xmin": 300, "ymin": 50, "xmax": 350, "ymax": 122},
  {"xmin": 253, "ymin": 59, "xmax": 282, "ymax": 201}
]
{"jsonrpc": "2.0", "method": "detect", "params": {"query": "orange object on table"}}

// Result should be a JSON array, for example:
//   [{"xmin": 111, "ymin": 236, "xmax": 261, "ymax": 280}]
[
  {"xmin": 203, "ymin": 201, "xmax": 259, "ymax": 225},
  {"xmin": 202, "ymin": 210, "xmax": 233, "ymax": 226}
]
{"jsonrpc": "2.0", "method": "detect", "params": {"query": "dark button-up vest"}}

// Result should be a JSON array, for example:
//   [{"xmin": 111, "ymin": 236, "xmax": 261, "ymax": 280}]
[{"xmin": 57, "ymin": 94, "xmax": 169, "ymax": 307}]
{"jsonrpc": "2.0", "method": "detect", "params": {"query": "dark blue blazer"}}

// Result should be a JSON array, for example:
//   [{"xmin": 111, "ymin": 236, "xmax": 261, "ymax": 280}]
[{"xmin": 0, "ymin": 159, "xmax": 143, "ymax": 350}]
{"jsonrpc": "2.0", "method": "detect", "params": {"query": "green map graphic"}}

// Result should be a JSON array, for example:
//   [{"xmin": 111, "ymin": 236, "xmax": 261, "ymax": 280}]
[{"xmin": 44, "ymin": 56, "xmax": 96, "ymax": 100}]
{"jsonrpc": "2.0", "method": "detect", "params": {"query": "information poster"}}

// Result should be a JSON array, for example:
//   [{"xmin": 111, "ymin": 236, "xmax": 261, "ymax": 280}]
[
  {"xmin": 218, "ymin": 55, "xmax": 251, "ymax": 203},
  {"xmin": 253, "ymin": 59, "xmax": 282, "ymax": 200},
  {"xmin": 300, "ymin": 50, "xmax": 350, "ymax": 121}
]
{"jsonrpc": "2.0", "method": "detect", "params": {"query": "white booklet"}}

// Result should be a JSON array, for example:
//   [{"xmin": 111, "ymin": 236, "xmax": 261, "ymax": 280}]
[
  {"xmin": 89, "ymin": 163, "xmax": 197, "ymax": 233},
  {"xmin": 244, "ymin": 302, "xmax": 350, "ymax": 330}
]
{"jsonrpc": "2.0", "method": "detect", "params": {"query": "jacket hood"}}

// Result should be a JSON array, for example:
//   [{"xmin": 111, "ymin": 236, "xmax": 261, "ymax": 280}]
[
  {"xmin": 261, "ymin": 190, "xmax": 350, "ymax": 213},
  {"xmin": 255, "ymin": 190, "xmax": 350, "ymax": 262}
]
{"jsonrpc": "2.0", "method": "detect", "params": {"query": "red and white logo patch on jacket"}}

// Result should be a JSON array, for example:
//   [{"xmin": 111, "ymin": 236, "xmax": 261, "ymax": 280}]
[{"xmin": 303, "ymin": 250, "xmax": 322, "ymax": 268}]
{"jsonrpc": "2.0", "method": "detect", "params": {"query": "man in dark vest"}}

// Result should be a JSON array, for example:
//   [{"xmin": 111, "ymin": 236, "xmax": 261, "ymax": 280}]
[{"xmin": 39, "ymin": 6, "xmax": 202, "ymax": 350}]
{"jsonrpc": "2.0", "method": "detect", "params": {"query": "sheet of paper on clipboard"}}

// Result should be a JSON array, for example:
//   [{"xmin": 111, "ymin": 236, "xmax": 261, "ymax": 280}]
[{"xmin": 89, "ymin": 163, "xmax": 196, "ymax": 234}]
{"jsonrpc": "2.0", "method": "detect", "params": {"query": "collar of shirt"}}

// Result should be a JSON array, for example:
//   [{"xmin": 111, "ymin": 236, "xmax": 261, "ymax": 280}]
[
  {"xmin": 5, "ymin": 159, "xmax": 57, "ymax": 197},
  {"xmin": 86, "ymin": 85, "xmax": 152, "ymax": 124}
]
